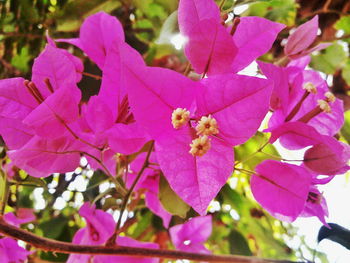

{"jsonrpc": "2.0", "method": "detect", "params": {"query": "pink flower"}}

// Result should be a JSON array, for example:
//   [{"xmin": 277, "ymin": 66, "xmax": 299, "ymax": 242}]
[
  {"xmin": 57, "ymin": 12, "xmax": 125, "ymax": 68},
  {"xmin": 68, "ymin": 203, "xmax": 159, "ymax": 263},
  {"xmin": 178, "ymin": 0, "xmax": 284, "ymax": 75},
  {"xmin": 258, "ymin": 61, "xmax": 344, "ymax": 137},
  {"xmin": 4, "ymin": 208, "xmax": 35, "ymax": 227},
  {"xmin": 123, "ymin": 53, "xmax": 272, "ymax": 214},
  {"xmin": 270, "ymin": 122, "xmax": 350, "ymax": 175},
  {"xmin": 284, "ymin": 16, "xmax": 331, "ymax": 59},
  {"xmin": 0, "ymin": 44, "xmax": 82, "ymax": 177},
  {"xmin": 0, "ymin": 238, "xmax": 31, "ymax": 263},
  {"xmin": 251, "ymin": 160, "xmax": 313, "ymax": 222},
  {"xmin": 169, "ymin": 215, "xmax": 212, "ymax": 253},
  {"xmin": 67, "ymin": 202, "xmax": 116, "ymax": 263}
]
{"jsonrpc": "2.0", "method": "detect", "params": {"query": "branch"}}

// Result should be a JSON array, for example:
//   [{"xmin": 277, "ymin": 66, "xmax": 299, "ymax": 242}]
[{"xmin": 0, "ymin": 218, "xmax": 300, "ymax": 263}]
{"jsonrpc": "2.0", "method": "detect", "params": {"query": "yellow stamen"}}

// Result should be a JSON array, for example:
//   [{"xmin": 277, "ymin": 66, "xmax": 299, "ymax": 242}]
[
  {"xmin": 171, "ymin": 108, "xmax": 190, "ymax": 129},
  {"xmin": 196, "ymin": 115, "xmax": 219, "ymax": 136},
  {"xmin": 189, "ymin": 136, "xmax": 211, "ymax": 157}
]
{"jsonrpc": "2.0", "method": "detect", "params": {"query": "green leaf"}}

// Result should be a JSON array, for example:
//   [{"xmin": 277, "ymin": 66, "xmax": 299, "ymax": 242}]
[
  {"xmin": 11, "ymin": 174, "xmax": 47, "ymax": 189},
  {"xmin": 311, "ymin": 43, "xmax": 348, "ymax": 74},
  {"xmin": 0, "ymin": 169, "xmax": 7, "ymax": 212},
  {"xmin": 11, "ymin": 47, "xmax": 31, "ymax": 72},
  {"xmin": 244, "ymin": 0, "xmax": 297, "ymax": 26},
  {"xmin": 341, "ymin": 111, "xmax": 350, "ymax": 144},
  {"xmin": 342, "ymin": 60, "xmax": 350, "ymax": 86},
  {"xmin": 335, "ymin": 16, "xmax": 350, "ymax": 34},
  {"xmin": 158, "ymin": 174, "xmax": 190, "ymax": 218},
  {"xmin": 39, "ymin": 215, "xmax": 69, "ymax": 239},
  {"xmin": 228, "ymin": 229, "xmax": 253, "ymax": 256},
  {"xmin": 235, "ymin": 132, "xmax": 280, "ymax": 169}
]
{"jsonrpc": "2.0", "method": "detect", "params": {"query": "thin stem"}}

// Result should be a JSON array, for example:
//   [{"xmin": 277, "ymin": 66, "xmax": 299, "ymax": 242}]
[
  {"xmin": 106, "ymin": 141, "xmax": 155, "ymax": 246},
  {"xmin": 0, "ymin": 170, "xmax": 9, "ymax": 215},
  {"xmin": 0, "ymin": 218, "xmax": 300, "ymax": 263},
  {"xmin": 80, "ymin": 72, "xmax": 102, "ymax": 80},
  {"xmin": 219, "ymin": 0, "xmax": 227, "ymax": 10},
  {"xmin": 235, "ymin": 141, "xmax": 269, "ymax": 166}
]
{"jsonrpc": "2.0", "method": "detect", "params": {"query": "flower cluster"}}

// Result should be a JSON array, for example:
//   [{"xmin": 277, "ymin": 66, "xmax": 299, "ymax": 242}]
[{"xmin": 0, "ymin": 0, "xmax": 348, "ymax": 261}]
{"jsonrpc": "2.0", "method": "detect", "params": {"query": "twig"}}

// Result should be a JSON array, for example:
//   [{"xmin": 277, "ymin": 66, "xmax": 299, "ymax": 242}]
[{"xmin": 0, "ymin": 218, "xmax": 300, "ymax": 263}]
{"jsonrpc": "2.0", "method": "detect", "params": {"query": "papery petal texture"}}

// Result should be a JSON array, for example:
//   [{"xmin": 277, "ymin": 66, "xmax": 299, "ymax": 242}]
[
  {"xmin": 285, "ymin": 16, "xmax": 318, "ymax": 56},
  {"xmin": 155, "ymin": 129, "xmax": 233, "ymax": 215},
  {"xmin": 231, "ymin": 17, "xmax": 285, "ymax": 72},
  {"xmin": 170, "ymin": 215, "xmax": 212, "ymax": 253},
  {"xmin": 251, "ymin": 160, "xmax": 312, "ymax": 221},
  {"xmin": 197, "ymin": 74, "xmax": 272, "ymax": 146},
  {"xmin": 58, "ymin": 12, "xmax": 125, "ymax": 68}
]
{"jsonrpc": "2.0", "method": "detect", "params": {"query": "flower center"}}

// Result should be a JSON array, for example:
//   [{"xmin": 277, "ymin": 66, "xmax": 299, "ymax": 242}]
[
  {"xmin": 196, "ymin": 115, "xmax": 219, "ymax": 136},
  {"xmin": 189, "ymin": 135, "xmax": 211, "ymax": 157},
  {"xmin": 171, "ymin": 108, "xmax": 190, "ymax": 129}
]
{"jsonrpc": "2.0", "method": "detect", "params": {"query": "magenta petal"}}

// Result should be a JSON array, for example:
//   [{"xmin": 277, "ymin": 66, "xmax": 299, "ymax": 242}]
[
  {"xmin": 170, "ymin": 215, "xmax": 212, "ymax": 253},
  {"xmin": 251, "ymin": 160, "xmax": 312, "ymax": 221},
  {"xmin": 304, "ymin": 142, "xmax": 350, "ymax": 175},
  {"xmin": 156, "ymin": 129, "xmax": 233, "ymax": 215},
  {"xmin": 257, "ymin": 61, "xmax": 289, "ymax": 113},
  {"xmin": 8, "ymin": 136, "xmax": 80, "ymax": 178},
  {"xmin": 178, "ymin": 0, "xmax": 221, "ymax": 36},
  {"xmin": 0, "ymin": 238, "xmax": 31, "ymax": 263},
  {"xmin": 4, "ymin": 208, "xmax": 35, "ymax": 227},
  {"xmin": 270, "ymin": 121, "xmax": 322, "ymax": 150},
  {"xmin": 231, "ymin": 17, "xmax": 285, "ymax": 72},
  {"xmin": 0, "ymin": 117, "xmax": 33, "ymax": 150},
  {"xmin": 84, "ymin": 95, "xmax": 114, "ymax": 133},
  {"xmin": 184, "ymin": 19, "xmax": 237, "ymax": 75},
  {"xmin": 287, "ymin": 56, "xmax": 311, "ymax": 69},
  {"xmin": 107, "ymin": 123, "xmax": 148, "ymax": 155},
  {"xmin": 32, "ymin": 44, "xmax": 77, "ymax": 98},
  {"xmin": 0, "ymin": 77, "xmax": 37, "ymax": 117},
  {"xmin": 285, "ymin": 16, "xmax": 318, "ymax": 56},
  {"xmin": 23, "ymin": 86, "xmax": 81, "ymax": 139},
  {"xmin": 125, "ymin": 65, "xmax": 197, "ymax": 139},
  {"xmin": 94, "ymin": 236, "xmax": 159, "ymax": 263},
  {"xmin": 58, "ymin": 12, "xmax": 124, "ymax": 68},
  {"xmin": 197, "ymin": 74, "xmax": 272, "ymax": 146},
  {"xmin": 78, "ymin": 203, "xmax": 116, "ymax": 245},
  {"xmin": 300, "ymin": 187, "xmax": 329, "ymax": 226}
]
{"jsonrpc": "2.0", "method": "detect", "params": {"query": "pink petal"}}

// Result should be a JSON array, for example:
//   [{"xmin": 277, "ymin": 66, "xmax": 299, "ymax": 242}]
[
  {"xmin": 32, "ymin": 44, "xmax": 77, "ymax": 98},
  {"xmin": 178, "ymin": 0, "xmax": 221, "ymax": 36},
  {"xmin": 287, "ymin": 56, "xmax": 311, "ymax": 68},
  {"xmin": 0, "ymin": 238, "xmax": 31, "ymax": 262},
  {"xmin": 8, "ymin": 135, "xmax": 80, "ymax": 178},
  {"xmin": 257, "ymin": 61, "xmax": 290, "ymax": 113},
  {"xmin": 107, "ymin": 123, "xmax": 149, "ymax": 155},
  {"xmin": 183, "ymin": 19, "xmax": 237, "ymax": 75},
  {"xmin": 78, "ymin": 202, "xmax": 116, "ymax": 245},
  {"xmin": 58, "ymin": 12, "xmax": 125, "ymax": 68},
  {"xmin": 0, "ymin": 117, "xmax": 34, "ymax": 150},
  {"xmin": 125, "ymin": 65, "xmax": 198, "ymax": 139},
  {"xmin": 304, "ymin": 142, "xmax": 350, "ymax": 175},
  {"xmin": 197, "ymin": 74, "xmax": 272, "ymax": 146},
  {"xmin": 155, "ymin": 129, "xmax": 233, "ymax": 215},
  {"xmin": 251, "ymin": 161, "xmax": 312, "ymax": 221},
  {"xmin": 23, "ymin": 86, "xmax": 81, "ymax": 139},
  {"xmin": 300, "ymin": 187, "xmax": 329, "ymax": 226},
  {"xmin": 290, "ymin": 70, "xmax": 344, "ymax": 136},
  {"xmin": 170, "ymin": 215, "xmax": 212, "ymax": 252},
  {"xmin": 285, "ymin": 16, "xmax": 319, "ymax": 56},
  {"xmin": 231, "ymin": 17, "xmax": 285, "ymax": 72},
  {"xmin": 4, "ymin": 208, "xmax": 35, "ymax": 227}
]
